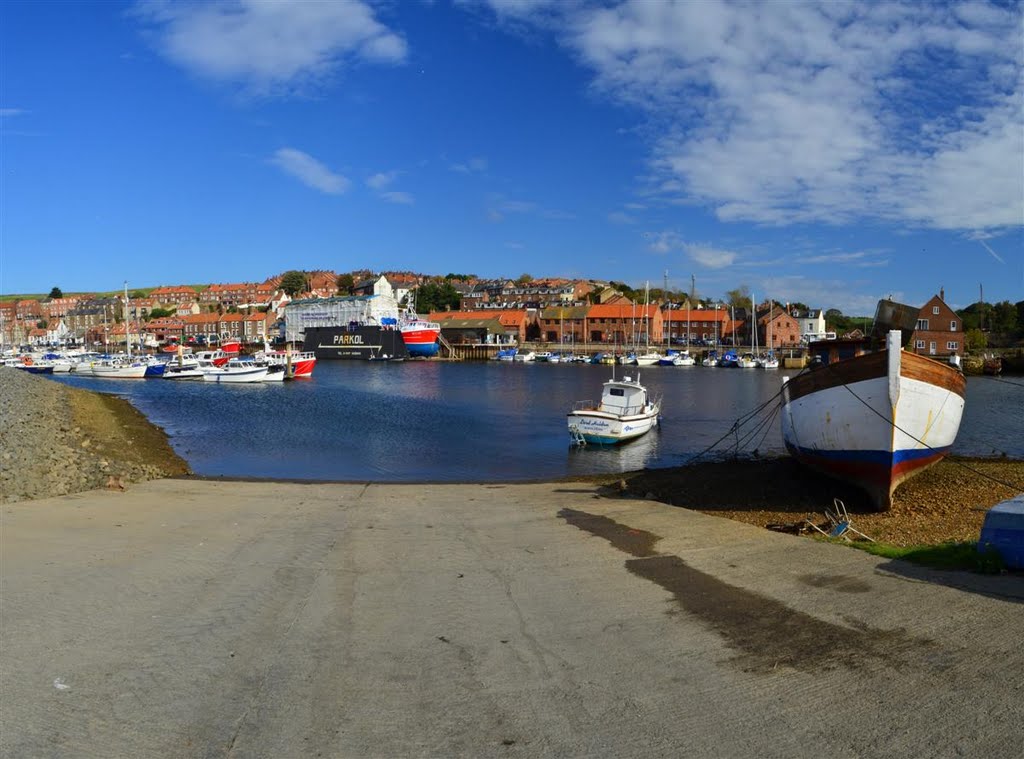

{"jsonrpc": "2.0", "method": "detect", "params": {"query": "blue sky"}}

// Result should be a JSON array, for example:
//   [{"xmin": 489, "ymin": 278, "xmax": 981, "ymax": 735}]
[{"xmin": 1, "ymin": 0, "xmax": 1021, "ymax": 315}]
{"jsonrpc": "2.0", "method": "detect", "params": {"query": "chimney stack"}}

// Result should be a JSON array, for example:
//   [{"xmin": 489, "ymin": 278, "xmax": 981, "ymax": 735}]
[{"xmin": 940, "ymin": 286, "xmax": 945, "ymax": 301}]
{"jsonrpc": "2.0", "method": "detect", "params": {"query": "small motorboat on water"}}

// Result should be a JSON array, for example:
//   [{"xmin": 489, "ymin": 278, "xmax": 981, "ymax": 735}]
[
  {"xmin": 567, "ymin": 370, "xmax": 661, "ymax": 446},
  {"xmin": 658, "ymin": 350, "xmax": 695, "ymax": 366},
  {"xmin": 201, "ymin": 358, "xmax": 268, "ymax": 383},
  {"xmin": 256, "ymin": 342, "xmax": 317, "ymax": 378}
]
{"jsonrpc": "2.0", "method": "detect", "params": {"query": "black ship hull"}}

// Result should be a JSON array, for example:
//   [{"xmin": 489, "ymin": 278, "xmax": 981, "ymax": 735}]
[{"xmin": 303, "ymin": 326, "xmax": 410, "ymax": 360}]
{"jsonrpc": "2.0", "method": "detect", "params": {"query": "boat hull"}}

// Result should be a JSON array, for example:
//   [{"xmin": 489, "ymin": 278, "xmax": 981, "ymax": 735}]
[
  {"xmin": 90, "ymin": 363, "xmax": 149, "ymax": 379},
  {"xmin": 201, "ymin": 367, "xmax": 269, "ymax": 383},
  {"xmin": 401, "ymin": 327, "xmax": 440, "ymax": 358},
  {"xmin": 567, "ymin": 409, "xmax": 659, "ymax": 445},
  {"xmin": 303, "ymin": 326, "xmax": 409, "ymax": 360},
  {"xmin": 259, "ymin": 351, "xmax": 317, "ymax": 378},
  {"xmin": 781, "ymin": 343, "xmax": 965, "ymax": 510}
]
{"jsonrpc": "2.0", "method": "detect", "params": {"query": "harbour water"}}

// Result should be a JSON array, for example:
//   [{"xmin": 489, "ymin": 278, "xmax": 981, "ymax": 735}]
[{"xmin": 51, "ymin": 362, "xmax": 1024, "ymax": 482}]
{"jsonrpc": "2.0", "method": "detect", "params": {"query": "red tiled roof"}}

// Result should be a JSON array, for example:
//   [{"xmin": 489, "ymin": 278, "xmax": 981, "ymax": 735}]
[{"xmin": 586, "ymin": 304, "xmax": 660, "ymax": 319}]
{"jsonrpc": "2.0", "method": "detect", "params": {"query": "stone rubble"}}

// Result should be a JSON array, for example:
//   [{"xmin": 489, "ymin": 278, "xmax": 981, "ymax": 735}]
[{"xmin": 0, "ymin": 368, "xmax": 177, "ymax": 503}]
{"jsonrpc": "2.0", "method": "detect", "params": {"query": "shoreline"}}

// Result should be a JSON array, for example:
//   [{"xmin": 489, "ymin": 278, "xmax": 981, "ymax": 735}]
[
  {"xmin": 0, "ymin": 368, "xmax": 190, "ymax": 503},
  {"xmin": 3, "ymin": 368, "xmax": 1021, "ymax": 545}
]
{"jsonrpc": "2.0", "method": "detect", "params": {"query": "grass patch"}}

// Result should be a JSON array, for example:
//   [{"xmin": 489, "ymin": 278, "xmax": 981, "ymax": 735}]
[{"xmin": 845, "ymin": 540, "xmax": 1005, "ymax": 574}]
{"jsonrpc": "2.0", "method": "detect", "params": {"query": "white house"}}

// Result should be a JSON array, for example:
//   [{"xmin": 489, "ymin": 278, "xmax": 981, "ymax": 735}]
[
  {"xmin": 45, "ymin": 319, "xmax": 71, "ymax": 345},
  {"xmin": 793, "ymin": 308, "xmax": 829, "ymax": 342}
]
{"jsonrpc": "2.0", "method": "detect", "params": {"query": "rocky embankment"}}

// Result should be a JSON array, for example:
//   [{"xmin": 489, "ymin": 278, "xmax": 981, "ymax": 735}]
[{"xmin": 1, "ymin": 368, "xmax": 190, "ymax": 503}]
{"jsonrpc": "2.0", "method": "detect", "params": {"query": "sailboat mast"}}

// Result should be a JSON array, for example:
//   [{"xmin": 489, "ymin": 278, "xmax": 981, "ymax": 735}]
[
  {"xmin": 124, "ymin": 281, "xmax": 131, "ymax": 360},
  {"xmin": 664, "ymin": 270, "xmax": 670, "ymax": 351},
  {"xmin": 751, "ymin": 293, "xmax": 756, "ymax": 354}
]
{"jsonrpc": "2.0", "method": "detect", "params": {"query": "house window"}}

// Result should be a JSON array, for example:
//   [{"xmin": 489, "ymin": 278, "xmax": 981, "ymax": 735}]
[
  {"xmin": 932, "ymin": 306, "xmax": 940, "ymax": 314},
  {"xmin": 916, "ymin": 340, "xmax": 925, "ymax": 349},
  {"xmin": 947, "ymin": 341, "xmax": 959, "ymax": 351},
  {"xmin": 916, "ymin": 319, "xmax": 929, "ymax": 330},
  {"xmin": 950, "ymin": 320, "xmax": 957, "ymax": 331}
]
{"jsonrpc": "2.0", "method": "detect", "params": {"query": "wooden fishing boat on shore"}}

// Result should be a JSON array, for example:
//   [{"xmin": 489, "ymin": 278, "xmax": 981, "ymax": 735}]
[{"xmin": 781, "ymin": 302, "xmax": 965, "ymax": 511}]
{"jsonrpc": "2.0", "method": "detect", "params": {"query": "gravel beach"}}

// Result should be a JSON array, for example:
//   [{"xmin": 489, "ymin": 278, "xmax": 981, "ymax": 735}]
[{"xmin": 0, "ymin": 368, "xmax": 190, "ymax": 503}]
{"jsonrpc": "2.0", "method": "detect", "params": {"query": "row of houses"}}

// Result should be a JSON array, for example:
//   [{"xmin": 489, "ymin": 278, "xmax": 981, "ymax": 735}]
[
  {"xmin": 429, "ymin": 293, "xmax": 963, "ymax": 357},
  {"xmin": 429, "ymin": 302, "xmax": 810, "ymax": 348}
]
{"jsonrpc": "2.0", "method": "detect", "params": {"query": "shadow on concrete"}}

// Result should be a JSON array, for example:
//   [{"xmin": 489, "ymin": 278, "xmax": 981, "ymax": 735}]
[
  {"xmin": 874, "ymin": 559, "xmax": 1024, "ymax": 604},
  {"xmin": 621, "ymin": 457, "xmax": 876, "ymax": 514}
]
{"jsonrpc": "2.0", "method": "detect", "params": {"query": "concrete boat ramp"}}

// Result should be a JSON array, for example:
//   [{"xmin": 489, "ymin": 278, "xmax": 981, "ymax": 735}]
[{"xmin": 2, "ymin": 479, "xmax": 1022, "ymax": 758}]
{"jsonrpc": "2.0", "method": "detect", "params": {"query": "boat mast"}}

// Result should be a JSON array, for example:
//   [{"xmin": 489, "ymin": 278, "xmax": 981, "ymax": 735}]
[
  {"xmin": 663, "ymin": 270, "xmax": 670, "ymax": 352},
  {"xmin": 751, "ymin": 293, "xmax": 756, "ymax": 355},
  {"xmin": 124, "ymin": 281, "xmax": 131, "ymax": 360},
  {"xmin": 687, "ymin": 278, "xmax": 691, "ymax": 351}
]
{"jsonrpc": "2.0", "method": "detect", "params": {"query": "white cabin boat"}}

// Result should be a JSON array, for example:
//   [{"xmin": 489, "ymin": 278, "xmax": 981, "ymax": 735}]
[
  {"xmin": 567, "ymin": 373, "xmax": 661, "ymax": 445},
  {"xmin": 256, "ymin": 345, "xmax": 317, "ymax": 378},
  {"xmin": 89, "ymin": 358, "xmax": 149, "ymax": 379},
  {"xmin": 201, "ymin": 359, "xmax": 269, "ymax": 383}
]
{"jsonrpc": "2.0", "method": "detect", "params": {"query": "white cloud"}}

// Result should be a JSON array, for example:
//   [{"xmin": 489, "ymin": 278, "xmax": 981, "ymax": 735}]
[
  {"xmin": 756, "ymin": 275, "xmax": 905, "ymax": 318},
  {"xmin": 0, "ymin": 108, "xmax": 25, "ymax": 117},
  {"xmin": 132, "ymin": 0, "xmax": 407, "ymax": 94},
  {"xmin": 484, "ymin": 0, "xmax": 1023, "ymax": 234},
  {"xmin": 608, "ymin": 210, "xmax": 636, "ymax": 224},
  {"xmin": 366, "ymin": 171, "xmax": 398, "ymax": 189},
  {"xmin": 380, "ymin": 191, "xmax": 414, "ymax": 204},
  {"xmin": 450, "ymin": 156, "xmax": 488, "ymax": 173},
  {"xmin": 796, "ymin": 250, "xmax": 889, "ymax": 267},
  {"xmin": 682, "ymin": 242, "xmax": 736, "ymax": 269},
  {"xmin": 270, "ymin": 148, "xmax": 349, "ymax": 194},
  {"xmin": 486, "ymin": 195, "xmax": 572, "ymax": 221},
  {"xmin": 644, "ymin": 231, "xmax": 680, "ymax": 253}
]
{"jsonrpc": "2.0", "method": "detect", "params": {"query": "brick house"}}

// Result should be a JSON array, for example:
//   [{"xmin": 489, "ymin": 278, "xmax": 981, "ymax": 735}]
[
  {"xmin": 16, "ymin": 299, "xmax": 42, "ymax": 322},
  {"xmin": 219, "ymin": 312, "xmax": 245, "ymax": 342},
  {"xmin": 758, "ymin": 307, "xmax": 802, "ymax": 349},
  {"xmin": 910, "ymin": 290, "xmax": 962, "ymax": 357},
  {"xmin": 307, "ymin": 271, "xmax": 339, "ymax": 298},
  {"xmin": 43, "ymin": 296, "xmax": 81, "ymax": 319},
  {"xmin": 430, "ymin": 309, "xmax": 534, "ymax": 344},
  {"xmin": 242, "ymin": 312, "xmax": 273, "ymax": 343},
  {"xmin": 200, "ymin": 282, "xmax": 269, "ymax": 308},
  {"xmin": 65, "ymin": 307, "xmax": 106, "ymax": 341},
  {"xmin": 663, "ymin": 304, "xmax": 730, "ymax": 344},
  {"xmin": 582, "ymin": 303, "xmax": 663, "ymax": 346},
  {"xmin": 151, "ymin": 286, "xmax": 200, "ymax": 306},
  {"xmin": 539, "ymin": 305, "xmax": 590, "ymax": 344},
  {"xmin": 145, "ymin": 317, "xmax": 185, "ymax": 343},
  {"xmin": 181, "ymin": 313, "xmax": 222, "ymax": 341}
]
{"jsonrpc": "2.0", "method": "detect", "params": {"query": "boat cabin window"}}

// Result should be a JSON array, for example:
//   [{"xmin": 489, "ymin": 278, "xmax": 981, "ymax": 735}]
[{"xmin": 609, "ymin": 388, "xmax": 625, "ymax": 396}]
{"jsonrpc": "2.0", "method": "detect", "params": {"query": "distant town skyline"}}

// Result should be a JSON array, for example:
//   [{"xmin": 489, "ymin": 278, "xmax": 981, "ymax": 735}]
[{"xmin": 2, "ymin": 1, "xmax": 1021, "ymax": 315}]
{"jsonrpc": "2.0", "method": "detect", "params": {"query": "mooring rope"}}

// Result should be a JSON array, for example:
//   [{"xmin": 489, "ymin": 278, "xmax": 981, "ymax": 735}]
[
  {"xmin": 841, "ymin": 382, "xmax": 1024, "ymax": 493},
  {"xmin": 678, "ymin": 383, "xmax": 788, "ymax": 466}
]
